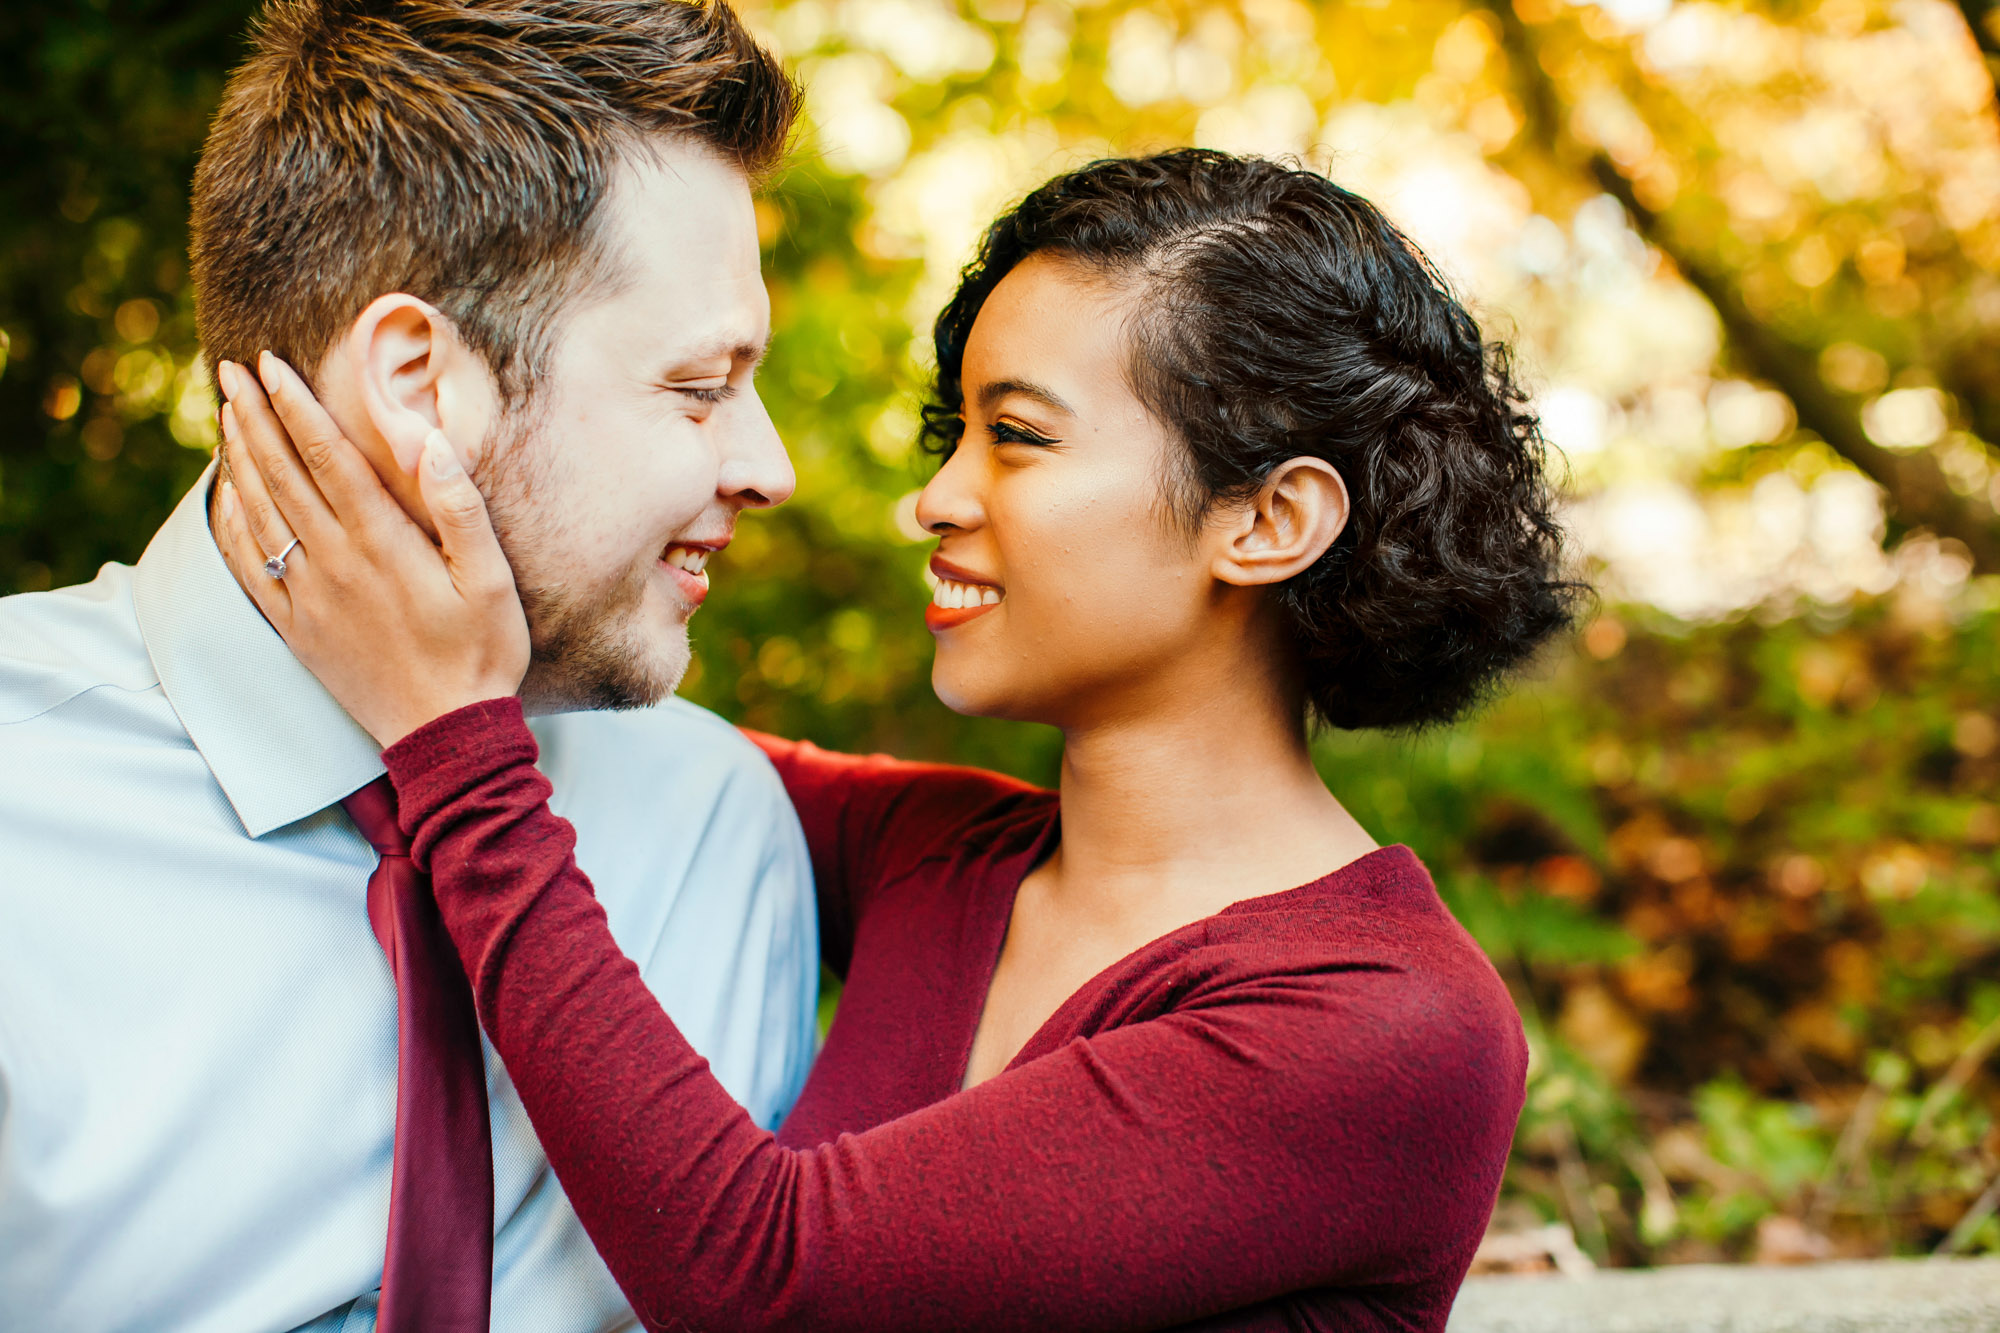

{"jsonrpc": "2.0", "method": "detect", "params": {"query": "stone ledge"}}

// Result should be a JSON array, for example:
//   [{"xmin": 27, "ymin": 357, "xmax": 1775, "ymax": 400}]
[{"xmin": 1447, "ymin": 1257, "xmax": 2000, "ymax": 1332}]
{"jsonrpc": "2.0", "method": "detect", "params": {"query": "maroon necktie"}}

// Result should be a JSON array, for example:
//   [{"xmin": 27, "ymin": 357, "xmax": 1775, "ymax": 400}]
[{"xmin": 344, "ymin": 776, "xmax": 495, "ymax": 1332}]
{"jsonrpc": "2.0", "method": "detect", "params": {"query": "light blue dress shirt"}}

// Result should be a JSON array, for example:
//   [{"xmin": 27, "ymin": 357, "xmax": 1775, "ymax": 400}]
[{"xmin": 0, "ymin": 469, "xmax": 819, "ymax": 1333}]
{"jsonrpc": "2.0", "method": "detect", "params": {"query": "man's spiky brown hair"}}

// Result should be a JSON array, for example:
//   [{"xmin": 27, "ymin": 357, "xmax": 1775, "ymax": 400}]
[{"xmin": 192, "ymin": 0, "xmax": 796, "ymax": 399}]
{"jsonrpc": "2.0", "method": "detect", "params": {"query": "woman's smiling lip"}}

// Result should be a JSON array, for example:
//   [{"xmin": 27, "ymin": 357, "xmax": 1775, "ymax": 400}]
[
  {"xmin": 925, "ymin": 600, "xmax": 997, "ymax": 631},
  {"xmin": 925, "ymin": 552, "xmax": 1004, "ymax": 632},
  {"xmin": 927, "ymin": 553, "xmax": 1000, "ymax": 587}
]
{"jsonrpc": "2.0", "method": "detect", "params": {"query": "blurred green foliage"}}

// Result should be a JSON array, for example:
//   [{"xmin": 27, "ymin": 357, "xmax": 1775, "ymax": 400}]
[
  {"xmin": 0, "ymin": 3, "xmax": 251, "ymax": 596},
  {"xmin": 4, "ymin": 0, "xmax": 1998, "ymax": 1269},
  {"xmin": 1340, "ymin": 603, "xmax": 2000, "ymax": 1262}
]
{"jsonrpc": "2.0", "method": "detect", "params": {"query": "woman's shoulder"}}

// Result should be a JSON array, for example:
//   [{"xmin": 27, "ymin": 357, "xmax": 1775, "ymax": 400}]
[
  {"xmin": 1182, "ymin": 846, "xmax": 1525, "ymax": 1074},
  {"xmin": 1201, "ymin": 847, "xmax": 1459, "ymax": 948},
  {"xmin": 1212, "ymin": 846, "xmax": 1482, "ymax": 954},
  {"xmin": 744, "ymin": 727, "xmax": 1059, "ymax": 883},
  {"xmin": 1060, "ymin": 846, "xmax": 1523, "ymax": 1254}
]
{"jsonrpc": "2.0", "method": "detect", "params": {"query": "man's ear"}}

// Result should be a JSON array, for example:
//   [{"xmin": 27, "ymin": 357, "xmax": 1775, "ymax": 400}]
[
  {"xmin": 348, "ymin": 294, "xmax": 494, "ymax": 477},
  {"xmin": 315, "ymin": 294, "xmax": 497, "ymax": 532},
  {"xmin": 1210, "ymin": 457, "xmax": 1350, "ymax": 588}
]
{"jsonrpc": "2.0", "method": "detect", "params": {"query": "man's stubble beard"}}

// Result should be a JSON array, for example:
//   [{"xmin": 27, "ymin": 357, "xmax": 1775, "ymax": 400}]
[{"xmin": 477, "ymin": 404, "xmax": 688, "ymax": 715}]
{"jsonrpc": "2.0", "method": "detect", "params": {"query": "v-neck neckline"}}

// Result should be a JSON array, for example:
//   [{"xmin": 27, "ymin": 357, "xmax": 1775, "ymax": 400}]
[
  {"xmin": 950, "ymin": 807, "xmax": 1409, "ymax": 1093},
  {"xmin": 952, "ymin": 811, "xmax": 1061, "ymax": 1093}
]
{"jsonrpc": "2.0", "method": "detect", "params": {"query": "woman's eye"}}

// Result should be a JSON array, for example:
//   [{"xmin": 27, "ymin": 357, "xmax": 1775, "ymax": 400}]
[{"xmin": 987, "ymin": 419, "xmax": 1058, "ymax": 446}]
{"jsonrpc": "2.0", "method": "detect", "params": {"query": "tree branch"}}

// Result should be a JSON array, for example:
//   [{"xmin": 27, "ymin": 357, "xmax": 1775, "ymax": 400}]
[
  {"xmin": 1940, "ymin": 0, "xmax": 2000, "ymax": 466},
  {"xmin": 1591, "ymin": 162, "xmax": 2000, "ymax": 569},
  {"xmin": 1482, "ymin": 0, "xmax": 2000, "ymax": 571},
  {"xmin": 1955, "ymin": 0, "xmax": 2000, "ymax": 61}
]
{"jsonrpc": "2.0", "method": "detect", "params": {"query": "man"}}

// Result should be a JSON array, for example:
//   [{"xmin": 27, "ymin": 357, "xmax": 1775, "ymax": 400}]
[{"xmin": 0, "ymin": 2, "xmax": 817, "ymax": 1329}]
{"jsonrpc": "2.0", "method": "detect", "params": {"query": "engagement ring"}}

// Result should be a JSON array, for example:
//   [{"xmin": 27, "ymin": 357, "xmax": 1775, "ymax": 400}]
[{"xmin": 265, "ymin": 538, "xmax": 300, "ymax": 581}]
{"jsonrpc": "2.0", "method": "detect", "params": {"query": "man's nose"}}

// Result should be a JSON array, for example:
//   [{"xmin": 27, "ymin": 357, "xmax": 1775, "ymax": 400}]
[{"xmin": 717, "ymin": 389, "xmax": 795, "ymax": 510}]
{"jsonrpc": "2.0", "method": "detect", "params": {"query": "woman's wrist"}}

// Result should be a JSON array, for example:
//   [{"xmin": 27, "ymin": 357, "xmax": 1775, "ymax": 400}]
[
  {"xmin": 368, "ymin": 681, "xmax": 524, "ymax": 750},
  {"xmin": 380, "ymin": 696, "xmax": 541, "ymax": 840}
]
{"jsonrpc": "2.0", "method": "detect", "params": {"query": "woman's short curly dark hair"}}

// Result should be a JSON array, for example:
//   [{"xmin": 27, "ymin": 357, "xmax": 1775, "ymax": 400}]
[{"xmin": 919, "ymin": 149, "xmax": 1585, "ymax": 730}]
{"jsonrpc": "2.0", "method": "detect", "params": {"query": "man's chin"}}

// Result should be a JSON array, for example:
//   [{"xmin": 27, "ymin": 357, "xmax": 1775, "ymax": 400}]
[{"xmin": 519, "ymin": 619, "xmax": 689, "ymax": 716}]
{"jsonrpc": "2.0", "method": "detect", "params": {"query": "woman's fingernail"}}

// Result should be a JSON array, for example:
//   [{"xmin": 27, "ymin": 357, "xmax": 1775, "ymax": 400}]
[
  {"xmin": 257, "ymin": 351, "xmax": 280, "ymax": 395},
  {"xmin": 216, "ymin": 361, "xmax": 238, "ymax": 402},
  {"xmin": 219, "ymin": 479, "xmax": 239, "ymax": 520},
  {"xmin": 424, "ymin": 430, "xmax": 462, "ymax": 478},
  {"xmin": 220, "ymin": 401, "xmax": 238, "ymax": 442}
]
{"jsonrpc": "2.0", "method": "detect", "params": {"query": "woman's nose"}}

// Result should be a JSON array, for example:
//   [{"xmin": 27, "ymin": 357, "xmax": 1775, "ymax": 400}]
[{"xmin": 915, "ymin": 439, "xmax": 983, "ymax": 535}]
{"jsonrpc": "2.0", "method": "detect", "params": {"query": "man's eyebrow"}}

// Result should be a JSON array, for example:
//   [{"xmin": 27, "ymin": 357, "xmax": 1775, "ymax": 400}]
[
  {"xmin": 665, "ymin": 334, "xmax": 771, "ymax": 371},
  {"xmin": 975, "ymin": 377, "xmax": 1076, "ymax": 415}
]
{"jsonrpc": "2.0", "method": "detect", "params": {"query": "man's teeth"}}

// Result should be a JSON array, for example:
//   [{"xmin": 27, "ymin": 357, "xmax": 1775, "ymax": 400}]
[
  {"xmin": 931, "ymin": 579, "xmax": 1002, "ymax": 610},
  {"xmin": 664, "ymin": 545, "xmax": 709, "ymax": 580}
]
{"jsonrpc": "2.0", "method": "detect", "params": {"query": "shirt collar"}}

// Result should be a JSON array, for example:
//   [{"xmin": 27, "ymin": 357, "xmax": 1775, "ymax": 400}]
[{"xmin": 131, "ymin": 463, "xmax": 385, "ymax": 837}]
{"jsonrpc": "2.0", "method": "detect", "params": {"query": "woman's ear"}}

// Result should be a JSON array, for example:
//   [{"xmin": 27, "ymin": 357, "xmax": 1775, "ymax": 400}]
[{"xmin": 1211, "ymin": 457, "xmax": 1350, "ymax": 587}]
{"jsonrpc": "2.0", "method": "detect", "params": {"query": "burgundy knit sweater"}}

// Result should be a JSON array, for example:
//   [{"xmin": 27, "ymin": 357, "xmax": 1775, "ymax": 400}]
[{"xmin": 383, "ymin": 698, "xmax": 1527, "ymax": 1333}]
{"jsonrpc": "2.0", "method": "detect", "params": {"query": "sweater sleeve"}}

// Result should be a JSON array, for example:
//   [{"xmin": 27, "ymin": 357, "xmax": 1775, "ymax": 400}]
[
  {"xmin": 738, "ymin": 729, "xmax": 1042, "ymax": 977},
  {"xmin": 387, "ymin": 701, "xmax": 1515, "ymax": 1333}
]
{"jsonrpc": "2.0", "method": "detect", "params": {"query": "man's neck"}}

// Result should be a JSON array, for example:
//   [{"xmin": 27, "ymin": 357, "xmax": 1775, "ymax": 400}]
[{"xmin": 205, "ymin": 471, "xmax": 259, "ymax": 605}]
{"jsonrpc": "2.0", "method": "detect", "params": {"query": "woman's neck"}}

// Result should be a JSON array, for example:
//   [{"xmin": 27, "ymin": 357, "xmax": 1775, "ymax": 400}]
[{"xmin": 1042, "ymin": 660, "xmax": 1377, "ymax": 928}]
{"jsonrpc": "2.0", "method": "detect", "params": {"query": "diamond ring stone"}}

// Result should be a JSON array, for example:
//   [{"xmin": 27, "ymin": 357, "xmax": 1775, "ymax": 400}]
[{"xmin": 265, "ymin": 538, "xmax": 301, "ymax": 581}]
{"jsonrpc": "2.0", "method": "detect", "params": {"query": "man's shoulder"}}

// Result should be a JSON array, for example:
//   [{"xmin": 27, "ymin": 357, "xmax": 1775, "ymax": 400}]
[
  {"xmin": 533, "ymin": 692, "xmax": 761, "ymax": 757},
  {"xmin": 0, "ymin": 563, "xmax": 160, "ymax": 727},
  {"xmin": 530, "ymin": 694, "xmax": 789, "ymax": 808}
]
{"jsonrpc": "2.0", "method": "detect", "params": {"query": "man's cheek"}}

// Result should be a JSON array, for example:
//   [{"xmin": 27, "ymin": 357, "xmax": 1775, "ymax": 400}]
[{"xmin": 563, "ymin": 509, "xmax": 654, "ymax": 575}]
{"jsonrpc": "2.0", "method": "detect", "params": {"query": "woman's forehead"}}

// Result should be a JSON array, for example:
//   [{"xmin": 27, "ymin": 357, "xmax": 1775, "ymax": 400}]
[{"xmin": 963, "ymin": 257, "xmax": 1137, "ymax": 399}]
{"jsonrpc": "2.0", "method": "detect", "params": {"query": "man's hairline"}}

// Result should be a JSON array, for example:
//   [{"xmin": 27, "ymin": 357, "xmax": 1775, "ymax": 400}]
[{"xmin": 300, "ymin": 130, "xmax": 759, "ymax": 408}]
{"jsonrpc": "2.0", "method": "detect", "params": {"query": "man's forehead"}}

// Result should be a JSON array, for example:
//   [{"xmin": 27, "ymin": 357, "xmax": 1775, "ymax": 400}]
[
  {"xmin": 606, "ymin": 139, "xmax": 758, "ymax": 255},
  {"xmin": 588, "ymin": 144, "xmax": 769, "ymax": 359},
  {"xmin": 579, "ymin": 277, "xmax": 768, "ymax": 373}
]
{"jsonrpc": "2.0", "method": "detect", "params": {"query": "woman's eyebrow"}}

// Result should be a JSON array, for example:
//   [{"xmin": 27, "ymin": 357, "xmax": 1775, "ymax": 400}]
[{"xmin": 976, "ymin": 377, "xmax": 1075, "ymax": 416}]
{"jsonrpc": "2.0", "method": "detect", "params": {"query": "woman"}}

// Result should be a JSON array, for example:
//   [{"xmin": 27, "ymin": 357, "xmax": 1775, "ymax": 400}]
[{"xmin": 216, "ymin": 150, "xmax": 1579, "ymax": 1331}]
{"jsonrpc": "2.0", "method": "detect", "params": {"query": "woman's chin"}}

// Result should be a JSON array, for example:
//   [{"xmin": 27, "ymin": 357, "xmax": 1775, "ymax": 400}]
[
  {"xmin": 929, "ymin": 661, "xmax": 1051, "ymax": 725},
  {"xmin": 930, "ymin": 658, "xmax": 1013, "ymax": 719},
  {"xmin": 929, "ymin": 667, "xmax": 989, "ymax": 718}
]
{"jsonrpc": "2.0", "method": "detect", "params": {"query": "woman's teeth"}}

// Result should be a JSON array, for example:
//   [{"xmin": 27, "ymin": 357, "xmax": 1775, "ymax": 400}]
[
  {"xmin": 931, "ymin": 579, "xmax": 1002, "ymax": 610},
  {"xmin": 664, "ymin": 545, "xmax": 709, "ymax": 584}
]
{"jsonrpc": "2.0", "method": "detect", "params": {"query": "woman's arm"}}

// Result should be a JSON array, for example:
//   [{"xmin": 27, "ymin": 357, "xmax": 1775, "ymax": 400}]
[
  {"xmin": 391, "ymin": 701, "xmax": 1515, "ymax": 1333},
  {"xmin": 740, "ymin": 731, "xmax": 1043, "ymax": 976}
]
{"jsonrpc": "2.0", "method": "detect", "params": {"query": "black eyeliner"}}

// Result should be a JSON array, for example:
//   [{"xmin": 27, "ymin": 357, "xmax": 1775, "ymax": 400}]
[{"xmin": 988, "ymin": 419, "xmax": 1060, "ymax": 446}]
